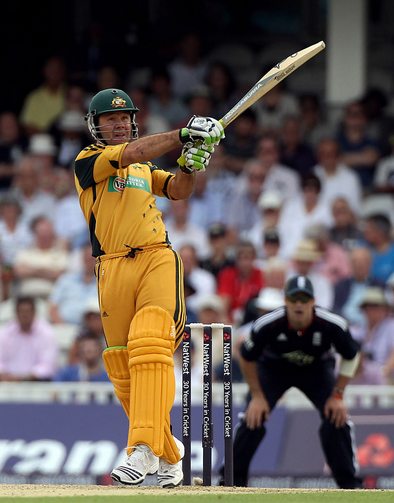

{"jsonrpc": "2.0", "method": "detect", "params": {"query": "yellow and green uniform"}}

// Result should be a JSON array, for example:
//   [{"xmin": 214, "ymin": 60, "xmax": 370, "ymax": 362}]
[{"xmin": 74, "ymin": 142, "xmax": 186, "ymax": 348}]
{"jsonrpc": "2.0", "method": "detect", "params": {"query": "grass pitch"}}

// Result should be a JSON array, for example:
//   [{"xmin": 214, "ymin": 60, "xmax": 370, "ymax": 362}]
[{"xmin": 0, "ymin": 486, "xmax": 393, "ymax": 503}]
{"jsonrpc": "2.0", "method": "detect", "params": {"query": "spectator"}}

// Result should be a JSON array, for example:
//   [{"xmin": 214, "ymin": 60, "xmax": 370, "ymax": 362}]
[
  {"xmin": 289, "ymin": 239, "xmax": 333, "ymax": 309},
  {"xmin": 225, "ymin": 159, "xmax": 268, "ymax": 234},
  {"xmin": 314, "ymin": 137, "xmax": 363, "ymax": 215},
  {"xmin": 204, "ymin": 61, "xmax": 237, "ymax": 119},
  {"xmin": 13, "ymin": 216, "xmax": 69, "ymax": 299},
  {"xmin": 329, "ymin": 197, "xmax": 364, "ymax": 251},
  {"xmin": 179, "ymin": 244, "xmax": 216, "ymax": 314},
  {"xmin": 352, "ymin": 287, "xmax": 394, "ymax": 384},
  {"xmin": 298, "ymin": 93, "xmax": 333, "ymax": 148},
  {"xmin": 54, "ymin": 111, "xmax": 88, "ymax": 169},
  {"xmin": 166, "ymin": 199, "xmax": 210, "ymax": 260},
  {"xmin": 0, "ymin": 111, "xmax": 27, "ymax": 190},
  {"xmin": 362, "ymin": 213, "xmax": 394, "ymax": 283},
  {"xmin": 254, "ymin": 78, "xmax": 299, "ymax": 133},
  {"xmin": 305, "ymin": 224, "xmax": 352, "ymax": 285},
  {"xmin": 200, "ymin": 223, "xmax": 235, "ymax": 279},
  {"xmin": 53, "ymin": 333, "xmax": 109, "ymax": 382},
  {"xmin": 10, "ymin": 156, "xmax": 56, "ymax": 227},
  {"xmin": 361, "ymin": 87, "xmax": 393, "ymax": 150},
  {"xmin": 279, "ymin": 114, "xmax": 316, "ymax": 176},
  {"xmin": 373, "ymin": 133, "xmax": 394, "ymax": 193},
  {"xmin": 333, "ymin": 247, "xmax": 381, "ymax": 328},
  {"xmin": 336, "ymin": 100, "xmax": 381, "ymax": 189},
  {"xmin": 279, "ymin": 173, "xmax": 333, "ymax": 259},
  {"xmin": 19, "ymin": 56, "xmax": 67, "ymax": 136},
  {"xmin": 222, "ymin": 109, "xmax": 259, "ymax": 175},
  {"xmin": 148, "ymin": 67, "xmax": 188, "ymax": 128},
  {"xmin": 0, "ymin": 296, "xmax": 58, "ymax": 381},
  {"xmin": 48, "ymin": 244, "xmax": 97, "ymax": 325},
  {"xmin": 52, "ymin": 168, "xmax": 87, "ymax": 249},
  {"xmin": 255, "ymin": 134, "xmax": 300, "ymax": 204},
  {"xmin": 168, "ymin": 32, "xmax": 208, "ymax": 100},
  {"xmin": 217, "ymin": 240, "xmax": 265, "ymax": 324}
]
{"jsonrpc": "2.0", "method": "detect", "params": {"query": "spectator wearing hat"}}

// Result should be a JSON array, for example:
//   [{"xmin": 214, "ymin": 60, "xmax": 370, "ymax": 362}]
[
  {"xmin": 53, "ymin": 333, "xmax": 109, "ymax": 383},
  {"xmin": 279, "ymin": 172, "xmax": 333, "ymax": 259},
  {"xmin": 289, "ymin": 239, "xmax": 333, "ymax": 309},
  {"xmin": 0, "ymin": 296, "xmax": 58, "ymax": 381},
  {"xmin": 11, "ymin": 156, "xmax": 56, "ymax": 227},
  {"xmin": 200, "ymin": 223, "xmax": 234, "ymax": 279},
  {"xmin": 54, "ymin": 110, "xmax": 88, "ymax": 169},
  {"xmin": 362, "ymin": 213, "xmax": 394, "ymax": 283},
  {"xmin": 48, "ymin": 243, "xmax": 97, "ymax": 325},
  {"xmin": 352, "ymin": 287, "xmax": 394, "ymax": 384}
]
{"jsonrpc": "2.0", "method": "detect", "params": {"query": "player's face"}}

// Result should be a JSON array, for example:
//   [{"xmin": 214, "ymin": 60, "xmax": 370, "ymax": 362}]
[
  {"xmin": 285, "ymin": 293, "xmax": 315, "ymax": 329},
  {"xmin": 98, "ymin": 112, "xmax": 132, "ymax": 144}
]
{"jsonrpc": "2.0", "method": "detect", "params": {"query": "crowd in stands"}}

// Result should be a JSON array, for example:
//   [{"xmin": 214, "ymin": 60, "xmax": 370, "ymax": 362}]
[{"xmin": 0, "ymin": 33, "xmax": 394, "ymax": 388}]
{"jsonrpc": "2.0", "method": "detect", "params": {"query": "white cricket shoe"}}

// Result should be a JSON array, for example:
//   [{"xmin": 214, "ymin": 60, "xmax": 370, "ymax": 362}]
[
  {"xmin": 157, "ymin": 437, "xmax": 185, "ymax": 488},
  {"xmin": 111, "ymin": 444, "xmax": 159, "ymax": 486}
]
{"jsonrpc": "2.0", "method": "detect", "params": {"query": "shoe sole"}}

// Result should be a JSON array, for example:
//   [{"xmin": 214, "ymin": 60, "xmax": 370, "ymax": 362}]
[{"xmin": 160, "ymin": 477, "xmax": 183, "ymax": 489}]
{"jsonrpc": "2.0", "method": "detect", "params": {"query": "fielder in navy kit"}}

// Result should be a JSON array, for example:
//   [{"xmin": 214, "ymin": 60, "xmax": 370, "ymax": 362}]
[{"xmin": 227, "ymin": 275, "xmax": 362, "ymax": 488}]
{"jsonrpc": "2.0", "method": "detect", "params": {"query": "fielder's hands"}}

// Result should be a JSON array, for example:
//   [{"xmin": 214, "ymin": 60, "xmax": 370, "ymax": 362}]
[
  {"xmin": 324, "ymin": 396, "xmax": 348, "ymax": 428},
  {"xmin": 180, "ymin": 115, "xmax": 225, "ymax": 146},
  {"xmin": 177, "ymin": 143, "xmax": 214, "ymax": 174},
  {"xmin": 244, "ymin": 394, "xmax": 270, "ymax": 430}
]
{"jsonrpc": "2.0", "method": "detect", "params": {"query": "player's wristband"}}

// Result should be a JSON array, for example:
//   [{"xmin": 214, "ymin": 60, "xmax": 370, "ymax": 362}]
[
  {"xmin": 179, "ymin": 163, "xmax": 194, "ymax": 175},
  {"xmin": 332, "ymin": 386, "xmax": 344, "ymax": 400}
]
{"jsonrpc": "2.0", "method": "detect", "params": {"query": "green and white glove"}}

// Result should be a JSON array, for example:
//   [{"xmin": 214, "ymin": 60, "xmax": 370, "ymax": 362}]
[
  {"xmin": 178, "ymin": 143, "xmax": 215, "ymax": 174},
  {"xmin": 179, "ymin": 115, "xmax": 225, "ymax": 146}
]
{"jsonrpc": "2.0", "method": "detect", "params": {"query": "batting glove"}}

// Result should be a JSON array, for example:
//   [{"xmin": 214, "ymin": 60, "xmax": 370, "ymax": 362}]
[
  {"xmin": 177, "ymin": 143, "xmax": 215, "ymax": 174},
  {"xmin": 179, "ymin": 116, "xmax": 225, "ymax": 146}
]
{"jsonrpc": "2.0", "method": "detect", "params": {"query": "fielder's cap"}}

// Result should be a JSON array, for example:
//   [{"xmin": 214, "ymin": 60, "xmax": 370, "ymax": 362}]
[
  {"xmin": 255, "ymin": 288, "xmax": 284, "ymax": 311},
  {"xmin": 284, "ymin": 275, "xmax": 314, "ymax": 298},
  {"xmin": 292, "ymin": 239, "xmax": 321, "ymax": 262},
  {"xmin": 359, "ymin": 287, "xmax": 389, "ymax": 308},
  {"xmin": 258, "ymin": 190, "xmax": 283, "ymax": 210},
  {"xmin": 196, "ymin": 294, "xmax": 225, "ymax": 313},
  {"xmin": 29, "ymin": 133, "xmax": 57, "ymax": 156},
  {"xmin": 208, "ymin": 223, "xmax": 227, "ymax": 239}
]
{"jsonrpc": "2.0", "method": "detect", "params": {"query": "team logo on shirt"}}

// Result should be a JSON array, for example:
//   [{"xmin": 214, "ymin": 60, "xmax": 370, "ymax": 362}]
[{"xmin": 111, "ymin": 97, "xmax": 127, "ymax": 108}]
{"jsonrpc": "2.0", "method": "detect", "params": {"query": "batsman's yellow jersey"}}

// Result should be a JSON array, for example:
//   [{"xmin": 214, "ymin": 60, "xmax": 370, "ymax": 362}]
[{"xmin": 74, "ymin": 142, "xmax": 175, "ymax": 256}]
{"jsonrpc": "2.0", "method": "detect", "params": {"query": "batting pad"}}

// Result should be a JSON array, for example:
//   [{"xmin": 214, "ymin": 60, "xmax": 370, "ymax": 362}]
[
  {"xmin": 102, "ymin": 346, "xmax": 130, "ymax": 417},
  {"xmin": 127, "ymin": 306, "xmax": 179, "ymax": 461}
]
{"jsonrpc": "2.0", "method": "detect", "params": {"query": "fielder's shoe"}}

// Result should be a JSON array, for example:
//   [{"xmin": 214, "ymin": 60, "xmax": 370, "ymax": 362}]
[
  {"xmin": 157, "ymin": 437, "xmax": 185, "ymax": 488},
  {"xmin": 111, "ymin": 444, "xmax": 159, "ymax": 486}
]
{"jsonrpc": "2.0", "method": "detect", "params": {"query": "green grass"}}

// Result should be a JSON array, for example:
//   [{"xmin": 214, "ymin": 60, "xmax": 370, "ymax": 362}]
[{"xmin": 1, "ymin": 491, "xmax": 393, "ymax": 503}]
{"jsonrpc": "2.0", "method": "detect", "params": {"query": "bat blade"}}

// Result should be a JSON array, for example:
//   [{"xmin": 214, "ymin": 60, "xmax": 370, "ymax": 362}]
[{"xmin": 220, "ymin": 41, "xmax": 326, "ymax": 128}]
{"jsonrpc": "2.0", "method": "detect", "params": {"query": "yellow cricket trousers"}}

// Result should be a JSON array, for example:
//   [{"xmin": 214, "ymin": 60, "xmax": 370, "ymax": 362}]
[{"xmin": 95, "ymin": 245, "xmax": 186, "ymax": 349}]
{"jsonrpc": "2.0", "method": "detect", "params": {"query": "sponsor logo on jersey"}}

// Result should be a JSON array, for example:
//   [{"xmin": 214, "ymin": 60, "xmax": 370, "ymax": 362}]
[
  {"xmin": 282, "ymin": 350, "xmax": 314, "ymax": 366},
  {"xmin": 108, "ymin": 175, "xmax": 150, "ymax": 193}
]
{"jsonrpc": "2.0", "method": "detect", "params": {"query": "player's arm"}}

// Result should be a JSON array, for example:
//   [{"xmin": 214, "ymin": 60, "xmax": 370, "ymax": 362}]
[
  {"xmin": 240, "ymin": 327, "xmax": 271, "ymax": 429},
  {"xmin": 121, "ymin": 116, "xmax": 224, "ymax": 166}
]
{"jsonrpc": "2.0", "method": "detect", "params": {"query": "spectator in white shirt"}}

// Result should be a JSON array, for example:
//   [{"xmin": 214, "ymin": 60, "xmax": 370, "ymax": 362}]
[{"xmin": 314, "ymin": 138, "xmax": 362, "ymax": 215}]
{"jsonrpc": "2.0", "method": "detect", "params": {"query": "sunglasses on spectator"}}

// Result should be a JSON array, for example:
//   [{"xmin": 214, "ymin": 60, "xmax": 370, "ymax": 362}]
[{"xmin": 286, "ymin": 294, "xmax": 313, "ymax": 304}]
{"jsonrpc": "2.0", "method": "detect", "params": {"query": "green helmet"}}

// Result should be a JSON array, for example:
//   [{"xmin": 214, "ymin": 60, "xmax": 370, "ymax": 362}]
[{"xmin": 85, "ymin": 88, "xmax": 139, "ymax": 143}]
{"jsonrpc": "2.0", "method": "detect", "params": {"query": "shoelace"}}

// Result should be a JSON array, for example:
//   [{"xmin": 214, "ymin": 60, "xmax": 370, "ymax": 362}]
[{"xmin": 126, "ymin": 445, "xmax": 151, "ymax": 468}]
